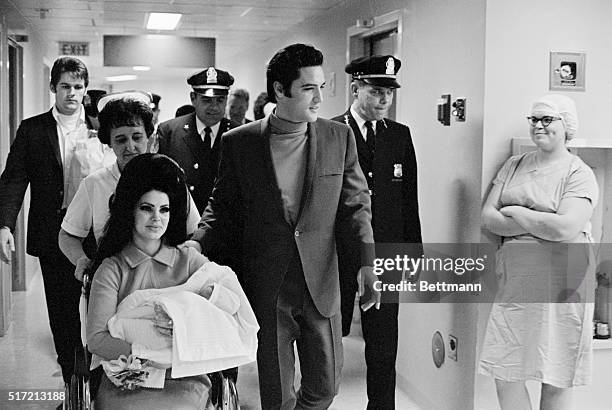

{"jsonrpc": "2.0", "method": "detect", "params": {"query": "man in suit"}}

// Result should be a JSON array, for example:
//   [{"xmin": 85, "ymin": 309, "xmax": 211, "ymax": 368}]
[
  {"xmin": 157, "ymin": 68, "xmax": 240, "ymax": 212},
  {"xmin": 226, "ymin": 88, "xmax": 252, "ymax": 124},
  {"xmin": 151, "ymin": 92, "xmax": 162, "ymax": 126},
  {"xmin": 332, "ymin": 55, "xmax": 422, "ymax": 410},
  {"xmin": 146, "ymin": 92, "xmax": 162, "ymax": 153},
  {"xmin": 186, "ymin": 43, "xmax": 380, "ymax": 410},
  {"xmin": 0, "ymin": 57, "xmax": 89, "ymax": 385}
]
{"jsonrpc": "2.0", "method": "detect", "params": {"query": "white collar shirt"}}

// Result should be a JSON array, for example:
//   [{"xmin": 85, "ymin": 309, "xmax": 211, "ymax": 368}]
[
  {"xmin": 52, "ymin": 104, "xmax": 89, "ymax": 207},
  {"xmin": 195, "ymin": 117, "xmax": 220, "ymax": 149},
  {"xmin": 350, "ymin": 106, "xmax": 377, "ymax": 141}
]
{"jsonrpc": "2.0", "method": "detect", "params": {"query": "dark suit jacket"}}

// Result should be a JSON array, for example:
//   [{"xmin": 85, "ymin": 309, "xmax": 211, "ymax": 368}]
[
  {"xmin": 0, "ymin": 110, "xmax": 66, "ymax": 257},
  {"xmin": 192, "ymin": 117, "xmax": 374, "ymax": 318},
  {"xmin": 157, "ymin": 114, "xmax": 240, "ymax": 212},
  {"xmin": 332, "ymin": 111, "xmax": 422, "ymax": 294}
]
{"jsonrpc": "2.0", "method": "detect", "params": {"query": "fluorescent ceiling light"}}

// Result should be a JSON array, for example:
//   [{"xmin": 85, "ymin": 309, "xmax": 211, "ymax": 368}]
[
  {"xmin": 146, "ymin": 12, "xmax": 182, "ymax": 30},
  {"xmin": 105, "ymin": 74, "xmax": 138, "ymax": 82},
  {"xmin": 133, "ymin": 66, "xmax": 151, "ymax": 71}
]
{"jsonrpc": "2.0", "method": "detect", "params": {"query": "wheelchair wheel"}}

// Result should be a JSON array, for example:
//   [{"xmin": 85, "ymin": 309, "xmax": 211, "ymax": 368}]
[
  {"xmin": 66, "ymin": 345, "xmax": 92, "ymax": 410},
  {"xmin": 68, "ymin": 371, "xmax": 91, "ymax": 409}
]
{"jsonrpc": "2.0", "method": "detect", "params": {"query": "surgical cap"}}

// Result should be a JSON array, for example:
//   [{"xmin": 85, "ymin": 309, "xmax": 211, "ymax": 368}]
[{"xmin": 530, "ymin": 94, "xmax": 578, "ymax": 140}]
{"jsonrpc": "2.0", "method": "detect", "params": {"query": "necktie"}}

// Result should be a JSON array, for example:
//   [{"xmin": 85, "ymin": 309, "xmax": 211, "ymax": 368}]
[
  {"xmin": 365, "ymin": 121, "xmax": 376, "ymax": 153},
  {"xmin": 203, "ymin": 127, "xmax": 212, "ymax": 150}
]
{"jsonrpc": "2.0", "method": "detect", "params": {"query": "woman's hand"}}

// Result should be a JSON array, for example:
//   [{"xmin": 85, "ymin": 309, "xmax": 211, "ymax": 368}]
[
  {"xmin": 152, "ymin": 304, "xmax": 173, "ymax": 337},
  {"xmin": 74, "ymin": 255, "xmax": 91, "ymax": 282},
  {"xmin": 481, "ymin": 185, "xmax": 528, "ymax": 237},
  {"xmin": 499, "ymin": 205, "xmax": 524, "ymax": 217},
  {"xmin": 182, "ymin": 240, "xmax": 202, "ymax": 253},
  {"xmin": 200, "ymin": 285, "xmax": 214, "ymax": 299}
]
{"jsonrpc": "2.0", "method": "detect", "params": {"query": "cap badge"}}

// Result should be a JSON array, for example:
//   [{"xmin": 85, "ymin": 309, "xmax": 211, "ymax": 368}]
[
  {"xmin": 393, "ymin": 163, "xmax": 403, "ymax": 178},
  {"xmin": 386, "ymin": 57, "xmax": 395, "ymax": 75},
  {"xmin": 206, "ymin": 67, "xmax": 218, "ymax": 84}
]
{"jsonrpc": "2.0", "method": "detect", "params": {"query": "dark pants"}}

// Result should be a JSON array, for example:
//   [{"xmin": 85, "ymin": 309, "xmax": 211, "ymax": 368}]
[
  {"xmin": 256, "ymin": 247, "xmax": 343, "ymax": 410},
  {"xmin": 39, "ymin": 250, "xmax": 82, "ymax": 384},
  {"xmin": 341, "ymin": 287, "xmax": 399, "ymax": 410}
]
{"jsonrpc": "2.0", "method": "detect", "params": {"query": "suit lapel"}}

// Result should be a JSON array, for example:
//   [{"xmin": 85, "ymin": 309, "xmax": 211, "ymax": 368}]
[
  {"xmin": 212, "ymin": 118, "xmax": 231, "ymax": 152},
  {"xmin": 344, "ymin": 111, "xmax": 369, "ymax": 160},
  {"xmin": 44, "ymin": 110, "xmax": 63, "ymax": 172},
  {"xmin": 259, "ymin": 117, "xmax": 290, "ymax": 224}
]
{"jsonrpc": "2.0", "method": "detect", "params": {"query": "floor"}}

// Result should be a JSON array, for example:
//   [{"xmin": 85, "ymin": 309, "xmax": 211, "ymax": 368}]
[{"xmin": 0, "ymin": 268, "xmax": 421, "ymax": 410}]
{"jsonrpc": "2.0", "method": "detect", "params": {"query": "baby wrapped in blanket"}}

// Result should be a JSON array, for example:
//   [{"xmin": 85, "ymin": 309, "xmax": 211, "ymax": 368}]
[{"xmin": 106, "ymin": 261, "xmax": 259, "ymax": 383}]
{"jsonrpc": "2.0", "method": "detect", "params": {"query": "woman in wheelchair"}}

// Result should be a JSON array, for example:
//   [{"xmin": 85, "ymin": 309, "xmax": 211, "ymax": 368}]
[{"xmin": 86, "ymin": 153, "xmax": 247, "ymax": 409}]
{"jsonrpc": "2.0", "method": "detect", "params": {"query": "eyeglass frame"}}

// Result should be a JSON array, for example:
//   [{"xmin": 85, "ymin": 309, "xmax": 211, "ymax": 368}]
[{"xmin": 526, "ymin": 116, "xmax": 563, "ymax": 128}]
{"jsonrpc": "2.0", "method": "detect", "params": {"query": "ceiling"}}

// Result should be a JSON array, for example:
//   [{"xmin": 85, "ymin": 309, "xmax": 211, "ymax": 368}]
[{"xmin": 1, "ymin": 0, "xmax": 346, "ymax": 80}]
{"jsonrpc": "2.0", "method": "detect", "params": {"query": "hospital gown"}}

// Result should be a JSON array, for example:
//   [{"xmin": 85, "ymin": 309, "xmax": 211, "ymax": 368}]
[{"xmin": 479, "ymin": 151, "xmax": 598, "ymax": 387}]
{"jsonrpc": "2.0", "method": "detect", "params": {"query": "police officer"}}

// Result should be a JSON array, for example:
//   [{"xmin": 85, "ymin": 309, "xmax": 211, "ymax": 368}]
[
  {"xmin": 157, "ymin": 67, "xmax": 240, "ymax": 212},
  {"xmin": 151, "ymin": 92, "xmax": 161, "ymax": 126},
  {"xmin": 147, "ymin": 92, "xmax": 162, "ymax": 153},
  {"xmin": 332, "ymin": 55, "xmax": 422, "ymax": 410}
]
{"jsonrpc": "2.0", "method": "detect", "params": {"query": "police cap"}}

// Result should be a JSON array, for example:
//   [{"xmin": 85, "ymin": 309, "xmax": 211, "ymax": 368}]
[
  {"xmin": 345, "ymin": 55, "xmax": 401, "ymax": 88},
  {"xmin": 187, "ymin": 67, "xmax": 235, "ymax": 97},
  {"xmin": 151, "ymin": 93, "xmax": 161, "ymax": 110}
]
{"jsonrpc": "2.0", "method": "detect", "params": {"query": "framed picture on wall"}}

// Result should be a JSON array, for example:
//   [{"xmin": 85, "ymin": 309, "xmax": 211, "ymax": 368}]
[{"xmin": 549, "ymin": 51, "xmax": 586, "ymax": 92}]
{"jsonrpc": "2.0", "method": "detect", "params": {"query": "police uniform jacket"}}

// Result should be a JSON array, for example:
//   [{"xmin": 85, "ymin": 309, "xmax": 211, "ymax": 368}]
[
  {"xmin": 332, "ymin": 111, "xmax": 422, "ymax": 299},
  {"xmin": 157, "ymin": 113, "xmax": 239, "ymax": 212},
  {"xmin": 332, "ymin": 110, "xmax": 421, "ymax": 244}
]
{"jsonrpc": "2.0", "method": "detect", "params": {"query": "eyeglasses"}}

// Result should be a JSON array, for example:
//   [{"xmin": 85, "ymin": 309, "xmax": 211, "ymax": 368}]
[{"xmin": 526, "ymin": 116, "xmax": 562, "ymax": 127}]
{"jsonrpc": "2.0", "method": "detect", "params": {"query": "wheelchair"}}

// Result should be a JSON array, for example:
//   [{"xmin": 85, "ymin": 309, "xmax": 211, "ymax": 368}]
[
  {"xmin": 62, "ymin": 272, "xmax": 94, "ymax": 410},
  {"xmin": 63, "ymin": 272, "xmax": 239, "ymax": 410}
]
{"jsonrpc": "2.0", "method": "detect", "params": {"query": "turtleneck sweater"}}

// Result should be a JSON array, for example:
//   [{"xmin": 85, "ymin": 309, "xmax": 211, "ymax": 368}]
[{"xmin": 268, "ymin": 113, "xmax": 309, "ymax": 226}]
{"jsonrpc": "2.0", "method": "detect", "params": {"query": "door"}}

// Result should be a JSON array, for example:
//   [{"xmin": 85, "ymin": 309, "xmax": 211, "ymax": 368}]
[{"xmin": 8, "ymin": 38, "xmax": 25, "ymax": 291}]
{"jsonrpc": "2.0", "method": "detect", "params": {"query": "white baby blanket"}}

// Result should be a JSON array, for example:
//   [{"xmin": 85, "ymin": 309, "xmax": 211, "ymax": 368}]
[{"xmin": 108, "ymin": 262, "xmax": 259, "ymax": 379}]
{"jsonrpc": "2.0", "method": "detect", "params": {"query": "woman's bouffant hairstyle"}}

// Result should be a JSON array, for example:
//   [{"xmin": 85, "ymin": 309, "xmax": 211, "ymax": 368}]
[
  {"xmin": 88, "ymin": 154, "xmax": 189, "ymax": 277},
  {"xmin": 97, "ymin": 98, "xmax": 154, "ymax": 145}
]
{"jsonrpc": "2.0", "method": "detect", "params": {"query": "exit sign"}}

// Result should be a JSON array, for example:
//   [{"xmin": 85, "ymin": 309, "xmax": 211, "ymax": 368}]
[{"xmin": 59, "ymin": 42, "xmax": 89, "ymax": 56}]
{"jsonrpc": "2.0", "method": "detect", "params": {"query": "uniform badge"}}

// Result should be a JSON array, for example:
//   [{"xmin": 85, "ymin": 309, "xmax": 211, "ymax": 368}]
[
  {"xmin": 393, "ymin": 163, "xmax": 402, "ymax": 178},
  {"xmin": 343, "ymin": 114, "xmax": 350, "ymax": 126},
  {"xmin": 386, "ymin": 57, "xmax": 395, "ymax": 75},
  {"xmin": 206, "ymin": 67, "xmax": 218, "ymax": 84},
  {"xmin": 183, "ymin": 124, "xmax": 189, "ymax": 130}
]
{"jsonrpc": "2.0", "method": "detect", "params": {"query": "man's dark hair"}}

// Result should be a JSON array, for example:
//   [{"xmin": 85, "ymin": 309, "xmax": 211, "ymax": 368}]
[
  {"xmin": 175, "ymin": 104, "xmax": 196, "ymax": 118},
  {"xmin": 266, "ymin": 43, "xmax": 323, "ymax": 103},
  {"xmin": 84, "ymin": 89, "xmax": 107, "ymax": 118},
  {"xmin": 50, "ymin": 57, "xmax": 89, "ymax": 88},
  {"xmin": 98, "ymin": 98, "xmax": 154, "ymax": 145}
]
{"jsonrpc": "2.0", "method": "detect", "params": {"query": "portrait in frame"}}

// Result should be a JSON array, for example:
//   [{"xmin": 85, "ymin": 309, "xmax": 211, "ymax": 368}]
[{"xmin": 550, "ymin": 51, "xmax": 586, "ymax": 92}]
